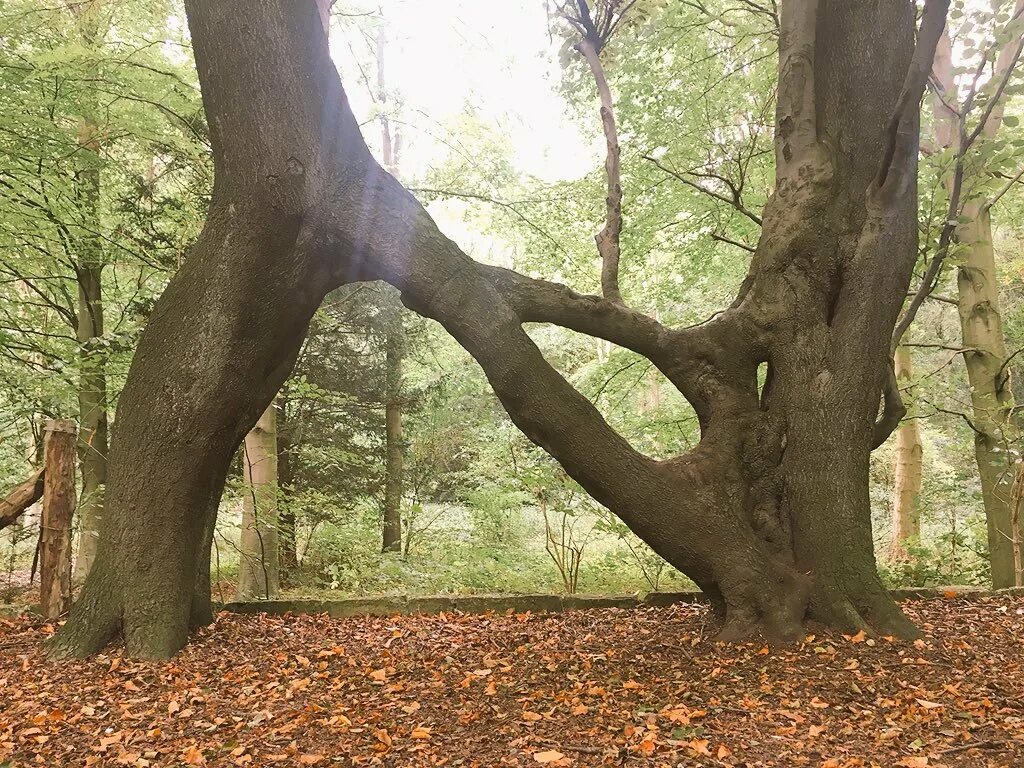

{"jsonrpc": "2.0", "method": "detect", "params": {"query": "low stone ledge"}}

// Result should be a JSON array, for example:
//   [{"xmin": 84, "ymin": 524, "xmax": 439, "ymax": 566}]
[{"xmin": 220, "ymin": 586, "xmax": 1023, "ymax": 620}]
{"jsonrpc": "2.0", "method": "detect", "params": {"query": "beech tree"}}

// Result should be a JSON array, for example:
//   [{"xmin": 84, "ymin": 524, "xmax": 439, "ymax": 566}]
[{"xmin": 52, "ymin": 0, "xmax": 949, "ymax": 659}]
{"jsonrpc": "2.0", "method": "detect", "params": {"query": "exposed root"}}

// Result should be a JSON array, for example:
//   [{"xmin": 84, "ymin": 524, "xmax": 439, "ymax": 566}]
[{"xmin": 47, "ymin": 611, "xmax": 119, "ymax": 660}]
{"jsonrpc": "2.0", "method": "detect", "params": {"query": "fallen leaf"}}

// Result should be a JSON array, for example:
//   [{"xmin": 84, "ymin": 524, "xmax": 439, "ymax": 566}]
[{"xmin": 533, "ymin": 750, "xmax": 565, "ymax": 763}]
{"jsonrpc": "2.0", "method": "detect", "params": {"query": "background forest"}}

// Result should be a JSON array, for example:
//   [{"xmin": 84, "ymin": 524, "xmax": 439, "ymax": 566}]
[{"xmin": 2, "ymin": 0, "xmax": 1024, "ymax": 606}]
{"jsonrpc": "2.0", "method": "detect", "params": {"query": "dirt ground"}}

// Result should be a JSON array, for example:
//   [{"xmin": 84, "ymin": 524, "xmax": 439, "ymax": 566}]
[{"xmin": 0, "ymin": 595, "xmax": 1022, "ymax": 767}]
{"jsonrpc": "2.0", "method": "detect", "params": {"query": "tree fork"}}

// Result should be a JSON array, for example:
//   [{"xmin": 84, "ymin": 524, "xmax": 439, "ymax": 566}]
[{"xmin": 53, "ymin": 0, "xmax": 948, "ymax": 657}]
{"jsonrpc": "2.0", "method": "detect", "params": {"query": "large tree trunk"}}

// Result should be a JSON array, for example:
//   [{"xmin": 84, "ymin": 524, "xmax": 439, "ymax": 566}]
[
  {"xmin": 236, "ymin": 403, "xmax": 280, "ymax": 600},
  {"xmin": 889, "ymin": 345, "xmax": 922, "ymax": 560},
  {"xmin": 53, "ymin": 0, "xmax": 945, "ymax": 658},
  {"xmin": 50, "ymin": 1, "xmax": 346, "ymax": 658}
]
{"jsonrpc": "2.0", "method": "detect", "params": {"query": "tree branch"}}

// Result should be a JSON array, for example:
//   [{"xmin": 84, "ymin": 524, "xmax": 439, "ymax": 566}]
[{"xmin": 875, "ymin": 0, "xmax": 950, "ymax": 190}]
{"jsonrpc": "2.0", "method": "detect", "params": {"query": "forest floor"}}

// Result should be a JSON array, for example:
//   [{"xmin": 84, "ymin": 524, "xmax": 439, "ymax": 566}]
[{"xmin": 0, "ymin": 596, "xmax": 1022, "ymax": 767}]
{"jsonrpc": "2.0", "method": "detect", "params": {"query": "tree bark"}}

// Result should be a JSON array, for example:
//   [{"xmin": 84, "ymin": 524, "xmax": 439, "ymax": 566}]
[
  {"xmin": 68, "ymin": 0, "xmax": 110, "ymax": 584},
  {"xmin": 41, "ymin": 420, "xmax": 76, "ymax": 620},
  {"xmin": 51, "ymin": 0, "xmax": 346, "ymax": 658},
  {"xmin": 0, "ymin": 469, "xmax": 45, "ymax": 531},
  {"xmin": 277, "ymin": 401, "xmax": 297, "ymax": 570},
  {"xmin": 957, "ymin": 200, "xmax": 1017, "ymax": 587},
  {"xmin": 377, "ymin": 25, "xmax": 405, "ymax": 554},
  {"xmin": 929, "ymin": 8, "xmax": 1024, "ymax": 588},
  {"xmin": 53, "ymin": 0, "xmax": 946, "ymax": 658},
  {"xmin": 889, "ymin": 345, "xmax": 922, "ymax": 560},
  {"xmin": 237, "ymin": 402, "xmax": 280, "ymax": 600}
]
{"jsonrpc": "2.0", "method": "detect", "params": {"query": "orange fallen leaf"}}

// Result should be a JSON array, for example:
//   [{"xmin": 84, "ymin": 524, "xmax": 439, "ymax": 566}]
[
  {"xmin": 897, "ymin": 758, "xmax": 928, "ymax": 767},
  {"xmin": 368, "ymin": 668, "xmax": 387, "ymax": 682},
  {"xmin": 717, "ymin": 744, "xmax": 732, "ymax": 759},
  {"xmin": 809, "ymin": 725, "xmax": 826, "ymax": 737},
  {"xmin": 410, "ymin": 726, "xmax": 431, "ymax": 740},
  {"xmin": 915, "ymin": 699, "xmax": 943, "ymax": 709},
  {"xmin": 298, "ymin": 755, "xmax": 324, "ymax": 765},
  {"xmin": 522, "ymin": 710, "xmax": 543, "ymax": 721},
  {"xmin": 688, "ymin": 739, "xmax": 711, "ymax": 756},
  {"xmin": 374, "ymin": 728, "xmax": 392, "ymax": 746},
  {"xmin": 533, "ymin": 750, "xmax": 565, "ymax": 764},
  {"xmin": 182, "ymin": 745, "xmax": 205, "ymax": 765}
]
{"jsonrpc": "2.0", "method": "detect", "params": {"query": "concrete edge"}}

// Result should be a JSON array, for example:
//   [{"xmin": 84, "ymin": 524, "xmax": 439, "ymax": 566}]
[{"xmin": 217, "ymin": 586, "xmax": 1024, "ymax": 619}]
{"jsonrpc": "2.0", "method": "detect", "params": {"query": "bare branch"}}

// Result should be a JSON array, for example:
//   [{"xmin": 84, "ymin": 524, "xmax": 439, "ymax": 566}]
[{"xmin": 643, "ymin": 154, "xmax": 763, "ymax": 226}]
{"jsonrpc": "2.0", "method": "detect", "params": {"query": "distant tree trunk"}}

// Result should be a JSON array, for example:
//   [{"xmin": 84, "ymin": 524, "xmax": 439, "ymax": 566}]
[
  {"xmin": 377, "ymin": 25, "xmax": 404, "ymax": 554},
  {"xmin": 889, "ymin": 345, "xmax": 922, "ymax": 560},
  {"xmin": 68, "ymin": 0, "xmax": 109, "ymax": 583},
  {"xmin": 237, "ymin": 402, "xmax": 280, "ymax": 600},
  {"xmin": 382, "ymin": 316, "xmax": 404, "ymax": 552},
  {"xmin": 52, "ymin": 0, "xmax": 947, "ymax": 659},
  {"xmin": 277, "ymin": 400, "xmax": 297, "ymax": 571},
  {"xmin": 929, "ymin": 12, "xmax": 1024, "ymax": 588},
  {"xmin": 41, "ymin": 421, "xmax": 76, "ymax": 619}
]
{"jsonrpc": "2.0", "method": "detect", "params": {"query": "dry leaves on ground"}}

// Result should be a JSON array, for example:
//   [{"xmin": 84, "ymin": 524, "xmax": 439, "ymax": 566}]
[{"xmin": 0, "ymin": 596, "xmax": 1022, "ymax": 766}]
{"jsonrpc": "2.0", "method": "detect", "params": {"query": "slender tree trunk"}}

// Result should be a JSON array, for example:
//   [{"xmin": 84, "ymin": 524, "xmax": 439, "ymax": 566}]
[
  {"xmin": 68, "ymin": 1, "xmax": 109, "ymax": 583},
  {"xmin": 52, "ymin": 0, "xmax": 945, "ymax": 658},
  {"xmin": 276, "ymin": 401, "xmax": 297, "ymax": 570},
  {"xmin": 382, "ymin": 320, "xmax": 403, "ymax": 552},
  {"xmin": 957, "ymin": 201, "xmax": 1017, "ymax": 587},
  {"xmin": 41, "ymin": 420, "xmax": 76, "ymax": 619},
  {"xmin": 889, "ymin": 345, "xmax": 922, "ymax": 560},
  {"xmin": 377, "ymin": 25, "xmax": 404, "ymax": 553},
  {"xmin": 237, "ymin": 402, "xmax": 280, "ymax": 600},
  {"xmin": 928, "ymin": 10, "xmax": 1024, "ymax": 588}
]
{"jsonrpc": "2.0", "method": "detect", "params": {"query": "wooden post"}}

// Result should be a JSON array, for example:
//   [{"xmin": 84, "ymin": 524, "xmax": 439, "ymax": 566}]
[{"xmin": 40, "ymin": 419, "xmax": 76, "ymax": 619}]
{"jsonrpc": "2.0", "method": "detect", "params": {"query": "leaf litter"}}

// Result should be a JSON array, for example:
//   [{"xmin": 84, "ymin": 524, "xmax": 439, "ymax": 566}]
[{"xmin": 0, "ymin": 596, "xmax": 1022, "ymax": 766}]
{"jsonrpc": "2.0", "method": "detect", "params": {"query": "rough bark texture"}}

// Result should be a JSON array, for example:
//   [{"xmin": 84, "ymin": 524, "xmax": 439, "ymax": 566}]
[
  {"xmin": 889, "ymin": 345, "xmax": 922, "ymax": 560},
  {"xmin": 40, "ymin": 420, "xmax": 76, "ymax": 620},
  {"xmin": 0, "ymin": 469, "xmax": 45, "ymax": 531},
  {"xmin": 53, "ymin": 0, "xmax": 946, "ymax": 658},
  {"xmin": 237, "ymin": 403, "xmax": 280, "ymax": 600}
]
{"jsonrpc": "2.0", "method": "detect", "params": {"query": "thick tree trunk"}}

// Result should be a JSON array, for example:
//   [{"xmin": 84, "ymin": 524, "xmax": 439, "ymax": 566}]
[
  {"xmin": 41, "ymin": 421, "xmax": 76, "ymax": 619},
  {"xmin": 889, "ymin": 345, "xmax": 922, "ymax": 560},
  {"xmin": 50, "ymin": 0, "xmax": 346, "ymax": 658},
  {"xmin": 237, "ymin": 403, "xmax": 280, "ymax": 600},
  {"xmin": 53, "ymin": 0, "xmax": 944, "ymax": 658}
]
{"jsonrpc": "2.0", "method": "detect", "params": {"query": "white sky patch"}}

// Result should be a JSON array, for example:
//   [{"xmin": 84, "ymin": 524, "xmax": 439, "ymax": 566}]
[{"xmin": 328, "ymin": 0, "xmax": 600, "ymax": 184}]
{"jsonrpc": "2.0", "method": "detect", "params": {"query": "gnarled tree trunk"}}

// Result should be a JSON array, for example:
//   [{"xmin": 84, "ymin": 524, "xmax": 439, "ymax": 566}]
[{"xmin": 53, "ymin": 0, "xmax": 946, "ymax": 658}]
